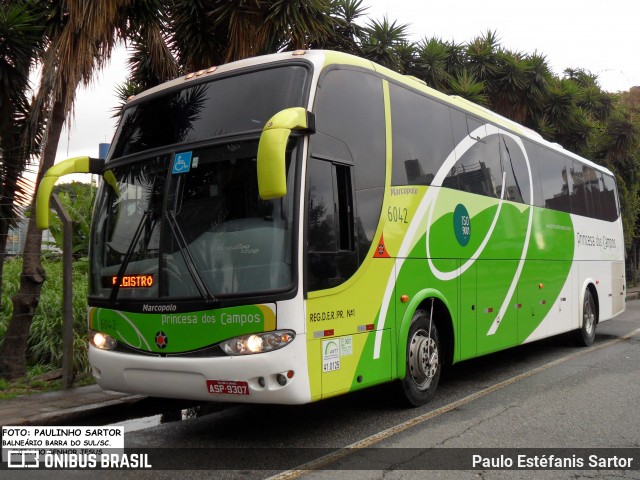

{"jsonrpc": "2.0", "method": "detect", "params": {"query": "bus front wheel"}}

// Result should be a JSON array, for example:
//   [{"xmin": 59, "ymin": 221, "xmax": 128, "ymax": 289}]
[
  {"xmin": 400, "ymin": 309, "xmax": 441, "ymax": 407},
  {"xmin": 572, "ymin": 288, "xmax": 597, "ymax": 347}
]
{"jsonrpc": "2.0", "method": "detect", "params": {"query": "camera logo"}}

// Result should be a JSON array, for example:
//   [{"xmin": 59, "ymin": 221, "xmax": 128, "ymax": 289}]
[{"xmin": 7, "ymin": 450, "xmax": 39, "ymax": 468}]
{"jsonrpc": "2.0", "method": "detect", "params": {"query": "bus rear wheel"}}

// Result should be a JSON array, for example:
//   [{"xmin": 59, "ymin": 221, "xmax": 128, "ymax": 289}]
[
  {"xmin": 572, "ymin": 288, "xmax": 597, "ymax": 347},
  {"xmin": 400, "ymin": 309, "xmax": 441, "ymax": 407}
]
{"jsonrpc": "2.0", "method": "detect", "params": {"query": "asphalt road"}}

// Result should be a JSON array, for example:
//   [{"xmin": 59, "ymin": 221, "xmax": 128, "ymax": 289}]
[{"xmin": 5, "ymin": 301, "xmax": 640, "ymax": 479}]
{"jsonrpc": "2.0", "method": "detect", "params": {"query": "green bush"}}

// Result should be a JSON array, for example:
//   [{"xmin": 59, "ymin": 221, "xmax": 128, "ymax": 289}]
[{"xmin": 1, "ymin": 256, "xmax": 89, "ymax": 373}]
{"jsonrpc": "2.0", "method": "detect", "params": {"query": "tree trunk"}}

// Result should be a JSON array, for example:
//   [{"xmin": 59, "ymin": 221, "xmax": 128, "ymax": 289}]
[{"xmin": 0, "ymin": 92, "xmax": 68, "ymax": 380}]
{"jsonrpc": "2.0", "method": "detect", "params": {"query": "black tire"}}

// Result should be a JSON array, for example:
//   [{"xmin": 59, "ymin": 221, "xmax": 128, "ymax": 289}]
[
  {"xmin": 400, "ymin": 309, "xmax": 441, "ymax": 407},
  {"xmin": 572, "ymin": 289, "xmax": 597, "ymax": 347}
]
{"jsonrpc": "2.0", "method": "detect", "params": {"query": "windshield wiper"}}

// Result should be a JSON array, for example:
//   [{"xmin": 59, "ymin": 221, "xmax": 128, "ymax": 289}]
[
  {"xmin": 165, "ymin": 210, "xmax": 216, "ymax": 303},
  {"xmin": 110, "ymin": 210, "xmax": 149, "ymax": 302}
]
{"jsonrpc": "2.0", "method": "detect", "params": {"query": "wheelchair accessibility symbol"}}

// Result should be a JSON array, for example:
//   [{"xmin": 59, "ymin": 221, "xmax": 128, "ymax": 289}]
[{"xmin": 172, "ymin": 151, "xmax": 193, "ymax": 174}]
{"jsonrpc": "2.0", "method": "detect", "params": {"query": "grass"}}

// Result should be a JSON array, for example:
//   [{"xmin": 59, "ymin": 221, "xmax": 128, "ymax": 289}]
[
  {"xmin": 1, "ymin": 256, "xmax": 91, "ymax": 398},
  {"xmin": 0, "ymin": 367, "xmax": 95, "ymax": 400}
]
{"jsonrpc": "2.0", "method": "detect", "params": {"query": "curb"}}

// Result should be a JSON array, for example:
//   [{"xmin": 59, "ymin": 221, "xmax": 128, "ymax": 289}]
[
  {"xmin": 2, "ymin": 389, "xmax": 211, "ymax": 428},
  {"xmin": 1, "ymin": 391, "xmax": 146, "ymax": 428},
  {"xmin": 15, "ymin": 395, "xmax": 147, "ymax": 427}
]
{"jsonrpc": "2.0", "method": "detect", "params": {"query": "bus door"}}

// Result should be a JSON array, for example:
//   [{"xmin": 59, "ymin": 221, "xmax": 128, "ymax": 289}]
[
  {"xmin": 305, "ymin": 154, "xmax": 392, "ymax": 399},
  {"xmin": 476, "ymin": 260, "xmax": 519, "ymax": 355},
  {"xmin": 459, "ymin": 262, "xmax": 477, "ymax": 360}
]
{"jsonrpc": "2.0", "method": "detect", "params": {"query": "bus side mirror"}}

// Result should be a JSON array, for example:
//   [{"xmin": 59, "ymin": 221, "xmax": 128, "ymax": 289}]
[
  {"xmin": 257, "ymin": 107, "xmax": 315, "ymax": 199},
  {"xmin": 36, "ymin": 156, "xmax": 104, "ymax": 229}
]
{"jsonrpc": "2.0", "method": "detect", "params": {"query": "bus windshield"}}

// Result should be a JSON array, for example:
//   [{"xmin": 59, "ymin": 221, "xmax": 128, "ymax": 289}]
[
  {"xmin": 110, "ymin": 65, "xmax": 309, "ymax": 159},
  {"xmin": 90, "ymin": 139, "xmax": 298, "ymax": 301},
  {"xmin": 89, "ymin": 64, "xmax": 308, "ymax": 302}
]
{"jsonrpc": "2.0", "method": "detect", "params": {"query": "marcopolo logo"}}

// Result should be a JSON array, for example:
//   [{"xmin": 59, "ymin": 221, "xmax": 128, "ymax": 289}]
[
  {"xmin": 142, "ymin": 304, "xmax": 177, "ymax": 313},
  {"xmin": 454, "ymin": 204, "xmax": 471, "ymax": 246}
]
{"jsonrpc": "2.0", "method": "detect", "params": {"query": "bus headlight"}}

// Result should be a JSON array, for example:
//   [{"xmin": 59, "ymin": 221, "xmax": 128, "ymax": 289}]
[
  {"xmin": 89, "ymin": 330, "xmax": 117, "ymax": 350},
  {"xmin": 221, "ymin": 330, "xmax": 295, "ymax": 356}
]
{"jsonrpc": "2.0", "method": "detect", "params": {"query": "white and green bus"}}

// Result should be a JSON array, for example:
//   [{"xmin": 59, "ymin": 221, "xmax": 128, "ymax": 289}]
[{"xmin": 37, "ymin": 50, "xmax": 625, "ymax": 406}]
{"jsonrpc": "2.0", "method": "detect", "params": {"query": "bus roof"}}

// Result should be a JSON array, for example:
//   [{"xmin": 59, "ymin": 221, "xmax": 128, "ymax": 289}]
[{"xmin": 126, "ymin": 50, "xmax": 614, "ymax": 177}]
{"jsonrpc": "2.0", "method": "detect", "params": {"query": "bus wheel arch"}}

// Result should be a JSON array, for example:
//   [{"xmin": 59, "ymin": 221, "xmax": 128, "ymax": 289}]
[
  {"xmin": 572, "ymin": 283, "xmax": 599, "ymax": 347},
  {"xmin": 397, "ymin": 294, "xmax": 454, "ymax": 406}
]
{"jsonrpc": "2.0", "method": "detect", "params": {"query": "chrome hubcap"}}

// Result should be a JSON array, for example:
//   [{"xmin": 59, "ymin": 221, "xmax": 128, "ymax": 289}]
[
  {"xmin": 584, "ymin": 296, "xmax": 595, "ymax": 336},
  {"xmin": 409, "ymin": 329, "xmax": 438, "ymax": 390}
]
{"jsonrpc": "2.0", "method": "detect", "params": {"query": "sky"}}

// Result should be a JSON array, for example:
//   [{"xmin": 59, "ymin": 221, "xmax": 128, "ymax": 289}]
[{"xmin": 53, "ymin": 0, "xmax": 640, "ymax": 166}]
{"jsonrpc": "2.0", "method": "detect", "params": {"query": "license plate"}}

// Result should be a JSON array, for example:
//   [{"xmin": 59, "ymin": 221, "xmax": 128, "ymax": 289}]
[{"xmin": 206, "ymin": 380, "xmax": 250, "ymax": 396}]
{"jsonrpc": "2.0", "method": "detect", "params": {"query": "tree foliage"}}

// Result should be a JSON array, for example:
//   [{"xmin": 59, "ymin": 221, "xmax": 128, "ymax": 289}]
[
  {"xmin": 45, "ymin": 182, "xmax": 97, "ymax": 258},
  {"xmin": 0, "ymin": 0, "xmax": 44, "ymax": 296},
  {"xmin": 1, "ymin": 0, "xmax": 139, "ymax": 380}
]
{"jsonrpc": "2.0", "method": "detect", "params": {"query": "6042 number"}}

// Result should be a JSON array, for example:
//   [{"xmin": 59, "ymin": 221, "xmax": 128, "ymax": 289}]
[{"xmin": 388, "ymin": 206, "xmax": 409, "ymax": 224}]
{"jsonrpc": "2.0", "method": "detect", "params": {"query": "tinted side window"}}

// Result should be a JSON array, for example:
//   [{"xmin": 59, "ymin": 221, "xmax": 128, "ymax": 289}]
[
  {"xmin": 601, "ymin": 174, "xmax": 619, "ymax": 221},
  {"xmin": 524, "ymin": 140, "xmax": 544, "ymax": 208},
  {"xmin": 313, "ymin": 69, "xmax": 385, "ymax": 191},
  {"xmin": 569, "ymin": 161, "xmax": 587, "ymax": 216},
  {"xmin": 465, "ymin": 115, "xmax": 485, "ymax": 140},
  {"xmin": 310, "ymin": 68, "xmax": 386, "ymax": 280},
  {"xmin": 584, "ymin": 165, "xmax": 603, "ymax": 219},
  {"xmin": 500, "ymin": 135, "xmax": 531, "ymax": 204},
  {"xmin": 455, "ymin": 130, "xmax": 503, "ymax": 198},
  {"xmin": 535, "ymin": 146, "xmax": 571, "ymax": 213},
  {"xmin": 307, "ymin": 159, "xmax": 337, "ymax": 253},
  {"xmin": 450, "ymin": 110, "xmax": 506, "ymax": 198},
  {"xmin": 306, "ymin": 159, "xmax": 358, "ymax": 291},
  {"xmin": 390, "ymin": 84, "xmax": 454, "ymax": 186}
]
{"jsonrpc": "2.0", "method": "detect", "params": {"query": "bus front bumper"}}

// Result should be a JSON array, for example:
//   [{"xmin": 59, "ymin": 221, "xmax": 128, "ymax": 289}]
[{"xmin": 88, "ymin": 335, "xmax": 311, "ymax": 404}]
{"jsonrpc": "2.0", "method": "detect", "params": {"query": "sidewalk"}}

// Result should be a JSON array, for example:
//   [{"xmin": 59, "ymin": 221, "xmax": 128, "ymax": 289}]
[
  {"xmin": 627, "ymin": 285, "xmax": 640, "ymax": 302},
  {"xmin": 1, "ymin": 288, "xmax": 639, "ymax": 429},
  {"xmin": 0, "ymin": 384, "xmax": 144, "ymax": 428}
]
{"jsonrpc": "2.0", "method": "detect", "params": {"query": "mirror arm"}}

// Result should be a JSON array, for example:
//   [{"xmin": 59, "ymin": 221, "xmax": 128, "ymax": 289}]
[
  {"xmin": 36, "ymin": 156, "xmax": 104, "ymax": 229},
  {"xmin": 258, "ymin": 108, "xmax": 315, "ymax": 200}
]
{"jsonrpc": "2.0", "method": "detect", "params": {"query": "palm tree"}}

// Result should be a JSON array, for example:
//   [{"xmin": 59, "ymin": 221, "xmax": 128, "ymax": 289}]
[
  {"xmin": 602, "ymin": 111, "xmax": 640, "ymax": 165},
  {"xmin": 195, "ymin": 0, "xmax": 335, "ymax": 63},
  {"xmin": 360, "ymin": 16, "xmax": 410, "ymax": 71},
  {"xmin": 116, "ymin": 0, "xmax": 339, "ymax": 111},
  {"xmin": 465, "ymin": 30, "xmax": 500, "ymax": 96},
  {"xmin": 414, "ymin": 37, "xmax": 454, "ymax": 91},
  {"xmin": 317, "ymin": 0, "xmax": 368, "ymax": 55},
  {"xmin": 264, "ymin": 0, "xmax": 336, "ymax": 54},
  {"xmin": 489, "ymin": 49, "xmax": 552, "ymax": 127},
  {"xmin": 169, "ymin": 0, "xmax": 228, "ymax": 71},
  {"xmin": 448, "ymin": 70, "xmax": 488, "ymax": 106},
  {"xmin": 125, "ymin": 0, "xmax": 180, "ymax": 86},
  {"xmin": 0, "ymin": 0, "xmax": 43, "ymax": 298},
  {"xmin": 1, "ymin": 0, "xmax": 134, "ymax": 380},
  {"xmin": 519, "ymin": 52, "xmax": 552, "ymax": 129},
  {"xmin": 394, "ymin": 41, "xmax": 419, "ymax": 76},
  {"xmin": 491, "ymin": 50, "xmax": 531, "ymax": 122}
]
